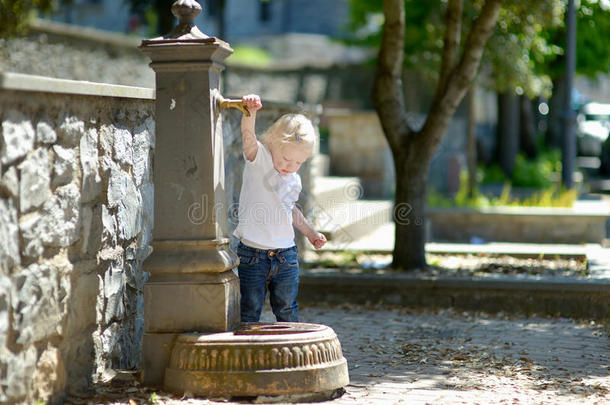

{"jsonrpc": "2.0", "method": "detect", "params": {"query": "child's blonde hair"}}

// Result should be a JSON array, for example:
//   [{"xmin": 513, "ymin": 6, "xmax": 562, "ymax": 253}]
[{"xmin": 260, "ymin": 114, "xmax": 316, "ymax": 156}]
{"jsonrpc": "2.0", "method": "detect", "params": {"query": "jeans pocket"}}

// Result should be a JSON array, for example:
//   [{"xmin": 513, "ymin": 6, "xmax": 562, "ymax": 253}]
[
  {"xmin": 236, "ymin": 248, "xmax": 257, "ymax": 266},
  {"xmin": 238, "ymin": 254, "xmax": 258, "ymax": 266},
  {"xmin": 282, "ymin": 250, "xmax": 299, "ymax": 268}
]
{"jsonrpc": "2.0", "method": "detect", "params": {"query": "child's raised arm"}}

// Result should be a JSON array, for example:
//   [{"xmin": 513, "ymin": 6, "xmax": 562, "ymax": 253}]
[{"xmin": 241, "ymin": 94, "xmax": 263, "ymax": 162}]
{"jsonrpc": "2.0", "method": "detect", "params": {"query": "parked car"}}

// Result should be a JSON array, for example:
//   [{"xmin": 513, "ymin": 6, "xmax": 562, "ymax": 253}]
[{"xmin": 577, "ymin": 102, "xmax": 610, "ymax": 157}]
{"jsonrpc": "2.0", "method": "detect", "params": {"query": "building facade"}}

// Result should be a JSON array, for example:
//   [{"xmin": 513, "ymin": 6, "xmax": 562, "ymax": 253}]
[{"xmin": 49, "ymin": 0, "xmax": 351, "ymax": 40}]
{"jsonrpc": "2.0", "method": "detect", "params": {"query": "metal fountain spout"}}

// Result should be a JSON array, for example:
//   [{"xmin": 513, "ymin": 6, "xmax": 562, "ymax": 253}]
[{"xmin": 216, "ymin": 92, "xmax": 251, "ymax": 117}]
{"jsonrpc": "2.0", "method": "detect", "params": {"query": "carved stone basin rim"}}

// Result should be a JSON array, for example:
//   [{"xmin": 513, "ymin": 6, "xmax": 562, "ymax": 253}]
[
  {"xmin": 235, "ymin": 322, "xmax": 325, "ymax": 335},
  {"xmin": 177, "ymin": 322, "xmax": 336, "ymax": 344}
]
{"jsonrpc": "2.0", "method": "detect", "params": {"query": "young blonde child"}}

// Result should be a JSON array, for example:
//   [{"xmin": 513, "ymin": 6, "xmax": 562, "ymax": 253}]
[{"xmin": 234, "ymin": 94, "xmax": 326, "ymax": 323}]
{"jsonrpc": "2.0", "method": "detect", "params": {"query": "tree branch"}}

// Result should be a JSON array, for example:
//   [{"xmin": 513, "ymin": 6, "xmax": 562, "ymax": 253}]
[
  {"xmin": 372, "ymin": 0, "xmax": 411, "ymax": 152},
  {"xmin": 437, "ymin": 0, "xmax": 464, "ymax": 96},
  {"xmin": 451, "ymin": 0, "xmax": 503, "ymax": 98},
  {"xmin": 420, "ymin": 0, "xmax": 503, "ymax": 155}
]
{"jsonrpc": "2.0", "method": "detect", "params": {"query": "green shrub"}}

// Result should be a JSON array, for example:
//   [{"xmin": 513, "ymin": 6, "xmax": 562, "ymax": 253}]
[
  {"xmin": 480, "ymin": 163, "xmax": 506, "ymax": 184},
  {"xmin": 428, "ymin": 175, "xmax": 492, "ymax": 209},
  {"xmin": 429, "ymin": 170, "xmax": 577, "ymax": 208},
  {"xmin": 480, "ymin": 148, "xmax": 562, "ymax": 188}
]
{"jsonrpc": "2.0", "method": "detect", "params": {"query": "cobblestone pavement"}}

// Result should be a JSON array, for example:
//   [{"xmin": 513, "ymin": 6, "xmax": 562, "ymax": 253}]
[
  {"xmin": 76, "ymin": 305, "xmax": 609, "ymax": 405},
  {"xmin": 300, "ymin": 305, "xmax": 609, "ymax": 405}
]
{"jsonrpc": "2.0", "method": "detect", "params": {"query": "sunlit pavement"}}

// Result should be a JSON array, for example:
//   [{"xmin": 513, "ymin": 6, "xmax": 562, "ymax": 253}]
[{"xmin": 295, "ymin": 305, "xmax": 609, "ymax": 405}]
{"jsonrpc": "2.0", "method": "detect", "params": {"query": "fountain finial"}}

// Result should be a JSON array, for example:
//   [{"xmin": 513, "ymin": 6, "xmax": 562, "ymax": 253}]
[
  {"xmin": 164, "ymin": 0, "xmax": 209, "ymax": 40},
  {"xmin": 172, "ymin": 0, "xmax": 202, "ymax": 24}
]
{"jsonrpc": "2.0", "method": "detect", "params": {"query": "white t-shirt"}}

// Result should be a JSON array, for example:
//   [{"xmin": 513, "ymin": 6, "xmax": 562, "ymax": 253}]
[{"xmin": 234, "ymin": 141, "xmax": 301, "ymax": 249}]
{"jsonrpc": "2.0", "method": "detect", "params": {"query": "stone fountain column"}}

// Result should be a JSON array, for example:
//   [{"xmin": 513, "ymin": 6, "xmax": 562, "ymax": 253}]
[
  {"xmin": 139, "ymin": 1, "xmax": 349, "ymax": 397},
  {"xmin": 139, "ymin": 0, "xmax": 239, "ymax": 385}
]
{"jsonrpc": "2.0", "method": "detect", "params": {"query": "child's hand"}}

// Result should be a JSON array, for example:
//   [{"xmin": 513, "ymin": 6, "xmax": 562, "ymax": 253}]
[
  {"xmin": 242, "ymin": 94, "xmax": 262, "ymax": 115},
  {"xmin": 308, "ymin": 232, "xmax": 327, "ymax": 249}
]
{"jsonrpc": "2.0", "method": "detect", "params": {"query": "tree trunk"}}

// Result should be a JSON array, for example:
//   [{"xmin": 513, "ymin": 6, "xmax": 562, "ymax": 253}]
[
  {"xmin": 519, "ymin": 95, "xmax": 538, "ymax": 159},
  {"xmin": 467, "ymin": 87, "xmax": 477, "ymax": 197},
  {"xmin": 374, "ymin": 0, "xmax": 503, "ymax": 271},
  {"xmin": 392, "ymin": 152, "xmax": 429, "ymax": 270},
  {"xmin": 497, "ymin": 91, "xmax": 520, "ymax": 177}
]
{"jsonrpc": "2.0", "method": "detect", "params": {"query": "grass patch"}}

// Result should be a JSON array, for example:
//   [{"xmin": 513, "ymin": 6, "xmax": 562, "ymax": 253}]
[
  {"xmin": 428, "ymin": 173, "xmax": 578, "ymax": 209},
  {"xmin": 230, "ymin": 46, "xmax": 272, "ymax": 67}
]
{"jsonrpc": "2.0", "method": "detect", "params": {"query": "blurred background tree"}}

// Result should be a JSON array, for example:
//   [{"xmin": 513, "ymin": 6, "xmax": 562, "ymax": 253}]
[
  {"xmin": 0, "ymin": 0, "xmax": 226, "ymax": 39},
  {"xmin": 542, "ymin": 0, "xmax": 610, "ymax": 149},
  {"xmin": 348, "ymin": 0, "xmax": 563, "ymax": 177},
  {"xmin": 347, "ymin": 0, "xmax": 595, "ymax": 270},
  {"xmin": 126, "ymin": 0, "xmax": 193, "ymax": 37},
  {"xmin": 368, "ymin": 0, "xmax": 506, "ymax": 270},
  {"xmin": 0, "ymin": 0, "xmax": 59, "ymax": 37}
]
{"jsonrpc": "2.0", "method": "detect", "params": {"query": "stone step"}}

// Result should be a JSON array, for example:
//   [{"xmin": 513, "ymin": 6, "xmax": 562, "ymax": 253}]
[
  {"xmin": 298, "ymin": 270, "xmax": 610, "ymax": 321},
  {"xmin": 321, "ymin": 222, "xmax": 395, "ymax": 251},
  {"xmin": 320, "ymin": 221, "xmax": 604, "ymax": 263},
  {"xmin": 310, "ymin": 176, "xmax": 363, "ymax": 206},
  {"xmin": 313, "ymin": 200, "xmax": 393, "ymax": 244}
]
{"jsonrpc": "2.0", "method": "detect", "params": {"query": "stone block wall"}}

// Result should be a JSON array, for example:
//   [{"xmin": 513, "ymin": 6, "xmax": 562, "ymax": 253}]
[
  {"xmin": 0, "ymin": 73, "xmax": 154, "ymax": 404},
  {"xmin": 326, "ymin": 111, "xmax": 395, "ymax": 198},
  {"xmin": 0, "ymin": 73, "xmax": 319, "ymax": 403},
  {"xmin": 326, "ymin": 110, "xmax": 467, "ymax": 198}
]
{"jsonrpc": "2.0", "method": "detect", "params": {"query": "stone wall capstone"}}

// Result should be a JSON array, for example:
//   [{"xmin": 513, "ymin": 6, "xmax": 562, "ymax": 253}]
[{"xmin": 0, "ymin": 73, "xmax": 154, "ymax": 404}]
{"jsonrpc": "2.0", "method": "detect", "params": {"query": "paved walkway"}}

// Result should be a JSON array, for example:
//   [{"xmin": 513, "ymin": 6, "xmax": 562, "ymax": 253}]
[
  {"xmin": 301, "ymin": 305, "xmax": 609, "ymax": 405},
  {"xmin": 81, "ymin": 305, "xmax": 610, "ymax": 405}
]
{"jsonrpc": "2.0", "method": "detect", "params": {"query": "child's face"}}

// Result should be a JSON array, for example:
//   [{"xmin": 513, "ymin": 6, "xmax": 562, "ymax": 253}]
[{"xmin": 270, "ymin": 142, "xmax": 310, "ymax": 175}]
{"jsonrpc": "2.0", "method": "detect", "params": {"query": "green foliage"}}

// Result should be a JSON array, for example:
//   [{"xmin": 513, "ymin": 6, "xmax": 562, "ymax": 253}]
[
  {"xmin": 429, "ymin": 180, "xmax": 577, "ymax": 208},
  {"xmin": 511, "ymin": 154, "xmax": 554, "ymax": 188},
  {"xmin": 489, "ymin": 182, "xmax": 577, "ymax": 207},
  {"xmin": 453, "ymin": 177, "xmax": 492, "ymax": 208},
  {"xmin": 479, "ymin": 163, "xmax": 506, "ymax": 184},
  {"xmin": 484, "ymin": 0, "xmax": 563, "ymax": 98},
  {"xmin": 347, "ymin": 0, "xmax": 566, "ymax": 96},
  {"xmin": 522, "ymin": 185, "xmax": 577, "ymax": 207},
  {"xmin": 575, "ymin": 0, "xmax": 610, "ymax": 78},
  {"xmin": 347, "ymin": 0, "xmax": 610, "ymax": 97},
  {"xmin": 481, "ymin": 149, "xmax": 562, "ymax": 188},
  {"xmin": 346, "ymin": 0, "xmax": 444, "ymax": 77},
  {"xmin": 538, "ymin": 0, "xmax": 610, "ymax": 80},
  {"xmin": 230, "ymin": 46, "xmax": 272, "ymax": 67},
  {"xmin": 428, "ymin": 175, "xmax": 492, "ymax": 208},
  {"xmin": 144, "ymin": 7, "xmax": 159, "ymax": 38},
  {"xmin": 427, "ymin": 156, "xmax": 578, "ymax": 208},
  {"xmin": 0, "ymin": 0, "xmax": 56, "ymax": 38},
  {"xmin": 150, "ymin": 392, "xmax": 159, "ymax": 403}
]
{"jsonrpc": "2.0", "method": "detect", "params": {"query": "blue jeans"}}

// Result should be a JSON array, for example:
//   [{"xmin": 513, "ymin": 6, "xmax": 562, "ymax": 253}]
[{"xmin": 236, "ymin": 242, "xmax": 299, "ymax": 322}]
